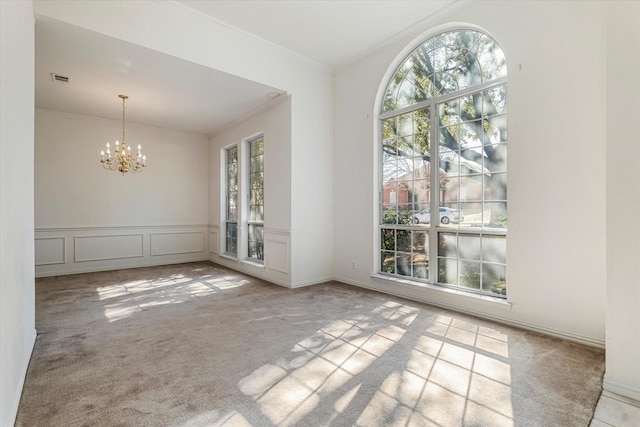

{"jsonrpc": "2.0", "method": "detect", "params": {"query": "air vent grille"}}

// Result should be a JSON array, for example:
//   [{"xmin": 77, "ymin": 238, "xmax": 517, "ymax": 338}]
[{"xmin": 51, "ymin": 73, "xmax": 70, "ymax": 84}]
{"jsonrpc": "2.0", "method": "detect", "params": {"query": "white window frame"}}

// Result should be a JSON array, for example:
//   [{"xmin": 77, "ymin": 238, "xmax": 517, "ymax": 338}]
[
  {"xmin": 224, "ymin": 144, "xmax": 238, "ymax": 257},
  {"xmin": 220, "ymin": 133, "xmax": 266, "ymax": 266},
  {"xmin": 376, "ymin": 27, "xmax": 508, "ymax": 298},
  {"xmin": 245, "ymin": 134, "xmax": 264, "ymax": 264}
]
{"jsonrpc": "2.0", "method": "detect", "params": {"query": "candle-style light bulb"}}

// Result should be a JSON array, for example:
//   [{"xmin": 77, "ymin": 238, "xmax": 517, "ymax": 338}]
[
  {"xmin": 100, "ymin": 150, "xmax": 105, "ymax": 161},
  {"xmin": 106, "ymin": 142, "xmax": 110, "ymax": 148},
  {"xmin": 142, "ymin": 155, "xmax": 146, "ymax": 166},
  {"xmin": 115, "ymin": 140, "xmax": 120, "ymax": 147}
]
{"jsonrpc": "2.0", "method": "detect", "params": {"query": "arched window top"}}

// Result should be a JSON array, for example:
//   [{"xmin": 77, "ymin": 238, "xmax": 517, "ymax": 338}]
[{"xmin": 382, "ymin": 29, "xmax": 507, "ymax": 113}]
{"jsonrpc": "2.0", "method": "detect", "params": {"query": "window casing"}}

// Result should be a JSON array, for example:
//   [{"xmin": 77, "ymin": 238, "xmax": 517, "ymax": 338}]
[
  {"xmin": 379, "ymin": 29, "xmax": 507, "ymax": 297},
  {"xmin": 225, "ymin": 146, "xmax": 238, "ymax": 256}
]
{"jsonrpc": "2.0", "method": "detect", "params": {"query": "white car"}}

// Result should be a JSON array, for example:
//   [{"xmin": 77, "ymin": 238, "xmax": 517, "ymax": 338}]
[{"xmin": 410, "ymin": 207, "xmax": 462, "ymax": 224}]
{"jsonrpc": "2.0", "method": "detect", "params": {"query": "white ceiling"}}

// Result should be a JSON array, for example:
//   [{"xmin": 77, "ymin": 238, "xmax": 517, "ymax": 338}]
[
  {"xmin": 34, "ymin": 1, "xmax": 457, "ymax": 136},
  {"xmin": 179, "ymin": 0, "xmax": 457, "ymax": 69}
]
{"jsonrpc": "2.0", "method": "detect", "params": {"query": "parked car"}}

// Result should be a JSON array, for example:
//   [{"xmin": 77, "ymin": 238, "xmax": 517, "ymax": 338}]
[{"xmin": 410, "ymin": 207, "xmax": 462, "ymax": 224}]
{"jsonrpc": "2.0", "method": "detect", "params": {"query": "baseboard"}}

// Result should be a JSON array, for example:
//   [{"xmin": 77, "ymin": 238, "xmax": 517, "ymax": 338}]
[
  {"xmin": 6, "ymin": 329, "xmax": 36, "ymax": 427},
  {"xmin": 335, "ymin": 275, "xmax": 606, "ymax": 349},
  {"xmin": 603, "ymin": 377, "xmax": 640, "ymax": 402},
  {"xmin": 35, "ymin": 255, "xmax": 209, "ymax": 278},
  {"xmin": 290, "ymin": 276, "xmax": 335, "ymax": 289},
  {"xmin": 209, "ymin": 255, "xmax": 291, "ymax": 288}
]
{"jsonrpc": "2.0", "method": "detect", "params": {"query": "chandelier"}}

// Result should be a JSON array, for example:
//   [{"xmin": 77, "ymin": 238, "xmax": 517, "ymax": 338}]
[{"xmin": 100, "ymin": 94, "xmax": 146, "ymax": 174}]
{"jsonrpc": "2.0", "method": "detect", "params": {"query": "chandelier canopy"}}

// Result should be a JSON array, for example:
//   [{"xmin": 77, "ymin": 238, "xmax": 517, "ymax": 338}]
[{"xmin": 100, "ymin": 94, "xmax": 146, "ymax": 174}]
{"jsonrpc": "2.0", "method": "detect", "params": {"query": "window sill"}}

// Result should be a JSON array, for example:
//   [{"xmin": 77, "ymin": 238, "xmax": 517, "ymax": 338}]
[
  {"xmin": 241, "ymin": 259, "xmax": 264, "ymax": 268},
  {"xmin": 370, "ymin": 273, "xmax": 512, "ymax": 312},
  {"xmin": 219, "ymin": 253, "xmax": 238, "ymax": 262}
]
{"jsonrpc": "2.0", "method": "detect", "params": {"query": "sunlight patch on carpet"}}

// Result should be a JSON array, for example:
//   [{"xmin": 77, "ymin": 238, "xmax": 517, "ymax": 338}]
[
  {"xmin": 97, "ymin": 273, "xmax": 249, "ymax": 321},
  {"xmin": 237, "ymin": 299, "xmax": 515, "ymax": 426}
]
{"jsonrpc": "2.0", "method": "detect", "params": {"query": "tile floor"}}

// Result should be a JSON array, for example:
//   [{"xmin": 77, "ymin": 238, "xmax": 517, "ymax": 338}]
[{"xmin": 591, "ymin": 390, "xmax": 640, "ymax": 426}]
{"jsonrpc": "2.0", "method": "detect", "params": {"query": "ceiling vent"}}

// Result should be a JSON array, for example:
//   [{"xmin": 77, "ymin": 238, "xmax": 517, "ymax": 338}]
[{"xmin": 51, "ymin": 73, "xmax": 70, "ymax": 84}]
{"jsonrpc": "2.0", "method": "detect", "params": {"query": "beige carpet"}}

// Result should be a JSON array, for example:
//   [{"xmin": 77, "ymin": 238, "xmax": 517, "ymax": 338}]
[{"xmin": 16, "ymin": 262, "xmax": 604, "ymax": 426}]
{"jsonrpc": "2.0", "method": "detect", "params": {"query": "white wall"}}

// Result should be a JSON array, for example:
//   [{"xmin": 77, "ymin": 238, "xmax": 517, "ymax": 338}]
[
  {"xmin": 0, "ymin": 2, "xmax": 36, "ymax": 426},
  {"xmin": 209, "ymin": 97, "xmax": 292, "ymax": 286},
  {"xmin": 605, "ymin": 1, "xmax": 640, "ymax": 400},
  {"xmin": 34, "ymin": 0, "xmax": 335, "ymax": 288},
  {"xmin": 35, "ymin": 109, "xmax": 210, "ymax": 276},
  {"xmin": 334, "ymin": 1, "xmax": 607, "ymax": 346},
  {"xmin": 290, "ymin": 85, "xmax": 335, "ymax": 287}
]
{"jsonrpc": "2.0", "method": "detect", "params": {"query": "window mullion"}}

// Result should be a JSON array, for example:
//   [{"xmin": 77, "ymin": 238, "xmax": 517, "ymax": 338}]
[{"xmin": 428, "ymin": 103, "xmax": 439, "ymax": 283}]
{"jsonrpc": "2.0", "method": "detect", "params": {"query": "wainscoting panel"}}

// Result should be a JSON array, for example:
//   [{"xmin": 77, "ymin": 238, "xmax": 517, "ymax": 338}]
[
  {"xmin": 209, "ymin": 230, "xmax": 219, "ymax": 254},
  {"xmin": 264, "ymin": 228, "xmax": 290, "ymax": 274},
  {"xmin": 265, "ymin": 241, "xmax": 289, "ymax": 274},
  {"xmin": 35, "ymin": 225, "xmax": 209, "ymax": 277},
  {"xmin": 75, "ymin": 234, "xmax": 144, "ymax": 262},
  {"xmin": 150, "ymin": 232, "xmax": 204, "ymax": 256},
  {"xmin": 209, "ymin": 227, "xmax": 292, "ymax": 287},
  {"xmin": 35, "ymin": 237, "xmax": 65, "ymax": 266}
]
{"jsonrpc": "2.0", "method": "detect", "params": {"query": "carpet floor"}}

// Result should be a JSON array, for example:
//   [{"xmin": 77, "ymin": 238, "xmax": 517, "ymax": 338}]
[{"xmin": 16, "ymin": 262, "xmax": 604, "ymax": 426}]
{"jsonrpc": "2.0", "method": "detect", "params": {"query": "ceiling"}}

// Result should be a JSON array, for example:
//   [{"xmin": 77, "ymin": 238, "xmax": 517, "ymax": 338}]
[
  {"xmin": 34, "ymin": 0, "xmax": 457, "ymax": 136},
  {"xmin": 179, "ymin": 0, "xmax": 457, "ymax": 69}
]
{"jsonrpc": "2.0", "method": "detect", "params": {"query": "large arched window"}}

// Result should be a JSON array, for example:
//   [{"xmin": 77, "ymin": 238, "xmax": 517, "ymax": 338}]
[{"xmin": 379, "ymin": 29, "xmax": 508, "ymax": 297}]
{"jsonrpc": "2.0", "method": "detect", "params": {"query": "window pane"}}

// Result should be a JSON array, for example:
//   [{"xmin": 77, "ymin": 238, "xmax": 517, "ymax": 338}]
[
  {"xmin": 226, "ymin": 222, "xmax": 237, "ymax": 255},
  {"xmin": 412, "ymin": 230, "xmax": 429, "ymax": 253},
  {"xmin": 397, "ymin": 204, "xmax": 413, "ymax": 225},
  {"xmin": 459, "ymin": 176, "xmax": 483, "ymax": 202},
  {"xmin": 397, "ymin": 229, "xmax": 412, "ymax": 252},
  {"xmin": 382, "ymin": 206, "xmax": 398, "ymax": 225},
  {"xmin": 248, "ymin": 136, "xmax": 265, "ymax": 261},
  {"xmin": 412, "ymin": 252, "xmax": 429, "ymax": 279},
  {"xmin": 381, "ymin": 251, "xmax": 395, "ymax": 274},
  {"xmin": 477, "ymin": 35, "xmax": 507, "ymax": 82},
  {"xmin": 225, "ymin": 146, "xmax": 238, "ymax": 256},
  {"xmin": 483, "ymin": 263, "xmax": 507, "ymax": 296},
  {"xmin": 248, "ymin": 224, "xmax": 264, "ymax": 260},
  {"xmin": 484, "ymin": 202, "xmax": 507, "ymax": 229},
  {"xmin": 484, "ymin": 114, "xmax": 507, "ymax": 146},
  {"xmin": 381, "ymin": 228, "xmax": 395, "ymax": 251},
  {"xmin": 458, "ymin": 234, "xmax": 481, "ymax": 262},
  {"xmin": 460, "ymin": 94, "xmax": 480, "ymax": 121},
  {"xmin": 396, "ymin": 253, "xmax": 412, "ymax": 277},
  {"xmin": 459, "ymin": 202, "xmax": 483, "ymax": 228},
  {"xmin": 484, "ymin": 144, "xmax": 507, "ymax": 173},
  {"xmin": 459, "ymin": 260, "xmax": 482, "ymax": 290},
  {"xmin": 485, "ymin": 172, "xmax": 507, "ymax": 202},
  {"xmin": 383, "ymin": 30, "xmax": 506, "ymax": 112},
  {"xmin": 380, "ymin": 29, "xmax": 507, "ymax": 298},
  {"xmin": 484, "ymin": 85, "xmax": 507, "ymax": 115},
  {"xmin": 438, "ymin": 258, "xmax": 457, "ymax": 284},
  {"xmin": 438, "ymin": 233, "xmax": 457, "ymax": 258},
  {"xmin": 482, "ymin": 235, "xmax": 506, "ymax": 264}
]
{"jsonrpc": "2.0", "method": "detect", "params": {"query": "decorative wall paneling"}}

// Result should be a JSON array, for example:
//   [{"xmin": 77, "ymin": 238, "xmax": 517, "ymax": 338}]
[
  {"xmin": 35, "ymin": 225, "xmax": 209, "ymax": 277},
  {"xmin": 209, "ymin": 227, "xmax": 292, "ymax": 287}
]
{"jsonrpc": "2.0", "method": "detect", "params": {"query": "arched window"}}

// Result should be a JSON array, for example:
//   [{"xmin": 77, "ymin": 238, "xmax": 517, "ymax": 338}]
[{"xmin": 379, "ymin": 29, "xmax": 508, "ymax": 297}]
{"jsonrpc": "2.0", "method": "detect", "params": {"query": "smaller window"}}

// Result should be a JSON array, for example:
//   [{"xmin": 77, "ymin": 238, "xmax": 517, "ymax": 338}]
[
  {"xmin": 225, "ymin": 146, "xmax": 238, "ymax": 256},
  {"xmin": 247, "ymin": 136, "xmax": 264, "ymax": 262}
]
